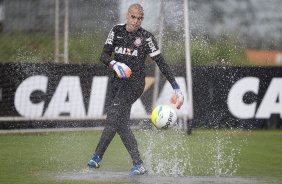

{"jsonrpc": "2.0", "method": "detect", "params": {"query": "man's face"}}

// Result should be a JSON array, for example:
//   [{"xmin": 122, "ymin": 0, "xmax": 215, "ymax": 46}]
[{"xmin": 126, "ymin": 7, "xmax": 144, "ymax": 32}]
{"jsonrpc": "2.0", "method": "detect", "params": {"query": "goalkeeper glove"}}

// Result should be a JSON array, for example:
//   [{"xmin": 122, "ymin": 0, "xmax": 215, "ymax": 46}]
[
  {"xmin": 110, "ymin": 60, "xmax": 132, "ymax": 79},
  {"xmin": 171, "ymin": 81, "xmax": 184, "ymax": 109}
]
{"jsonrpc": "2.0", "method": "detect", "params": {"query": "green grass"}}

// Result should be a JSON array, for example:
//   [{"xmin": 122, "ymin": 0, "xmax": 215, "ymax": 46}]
[
  {"xmin": 0, "ymin": 32, "xmax": 249, "ymax": 65},
  {"xmin": 0, "ymin": 32, "xmax": 55, "ymax": 63},
  {"xmin": 0, "ymin": 129, "xmax": 281, "ymax": 184},
  {"xmin": 0, "ymin": 32, "xmax": 105, "ymax": 64}
]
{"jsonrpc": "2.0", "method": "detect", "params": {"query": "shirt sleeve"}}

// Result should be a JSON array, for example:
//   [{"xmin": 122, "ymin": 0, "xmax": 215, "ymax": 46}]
[
  {"xmin": 152, "ymin": 53, "xmax": 176, "ymax": 85},
  {"xmin": 145, "ymin": 34, "xmax": 177, "ymax": 86},
  {"xmin": 145, "ymin": 34, "xmax": 161, "ymax": 58},
  {"xmin": 100, "ymin": 26, "xmax": 116, "ymax": 66}
]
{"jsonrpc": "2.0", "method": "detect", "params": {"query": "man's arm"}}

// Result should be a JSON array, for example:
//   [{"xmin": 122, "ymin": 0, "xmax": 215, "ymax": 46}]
[
  {"xmin": 152, "ymin": 54, "xmax": 176, "ymax": 85},
  {"xmin": 145, "ymin": 34, "xmax": 177, "ymax": 86},
  {"xmin": 100, "ymin": 26, "xmax": 132, "ymax": 79},
  {"xmin": 100, "ymin": 47, "xmax": 113, "ymax": 66},
  {"xmin": 152, "ymin": 54, "xmax": 184, "ymax": 109},
  {"xmin": 100, "ymin": 46, "xmax": 132, "ymax": 79}
]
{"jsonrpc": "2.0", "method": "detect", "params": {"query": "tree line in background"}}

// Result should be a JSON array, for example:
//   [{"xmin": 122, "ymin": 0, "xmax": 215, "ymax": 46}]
[
  {"xmin": 0, "ymin": 31, "xmax": 248, "ymax": 65},
  {"xmin": 0, "ymin": 0, "xmax": 281, "ymax": 65}
]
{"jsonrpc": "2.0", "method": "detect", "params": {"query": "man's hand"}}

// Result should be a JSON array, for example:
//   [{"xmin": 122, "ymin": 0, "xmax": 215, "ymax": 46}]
[
  {"xmin": 171, "ymin": 89, "xmax": 184, "ymax": 109},
  {"xmin": 110, "ymin": 60, "xmax": 132, "ymax": 79}
]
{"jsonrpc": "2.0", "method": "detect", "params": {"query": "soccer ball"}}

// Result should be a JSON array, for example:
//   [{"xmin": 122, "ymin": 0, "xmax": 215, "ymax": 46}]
[{"xmin": 151, "ymin": 105, "xmax": 177, "ymax": 129}]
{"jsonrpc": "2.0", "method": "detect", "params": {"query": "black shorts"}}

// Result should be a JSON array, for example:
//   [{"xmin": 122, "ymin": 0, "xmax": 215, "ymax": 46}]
[{"xmin": 107, "ymin": 77, "xmax": 145, "ymax": 115}]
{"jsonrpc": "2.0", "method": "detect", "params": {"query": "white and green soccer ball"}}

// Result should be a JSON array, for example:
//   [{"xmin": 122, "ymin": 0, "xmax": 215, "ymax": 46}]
[{"xmin": 151, "ymin": 105, "xmax": 177, "ymax": 129}]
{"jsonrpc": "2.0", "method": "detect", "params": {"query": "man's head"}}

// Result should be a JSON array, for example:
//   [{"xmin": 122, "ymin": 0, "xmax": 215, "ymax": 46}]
[{"xmin": 126, "ymin": 4, "xmax": 144, "ymax": 32}]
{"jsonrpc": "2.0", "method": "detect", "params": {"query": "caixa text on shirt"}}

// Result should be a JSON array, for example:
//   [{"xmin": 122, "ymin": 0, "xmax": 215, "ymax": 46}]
[{"xmin": 114, "ymin": 46, "xmax": 138, "ymax": 56}]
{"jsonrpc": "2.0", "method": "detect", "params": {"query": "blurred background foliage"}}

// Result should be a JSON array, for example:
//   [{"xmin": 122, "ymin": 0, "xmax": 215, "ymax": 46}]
[
  {"xmin": 0, "ymin": 31, "xmax": 249, "ymax": 65},
  {"xmin": 0, "ymin": 0, "xmax": 281, "ymax": 65}
]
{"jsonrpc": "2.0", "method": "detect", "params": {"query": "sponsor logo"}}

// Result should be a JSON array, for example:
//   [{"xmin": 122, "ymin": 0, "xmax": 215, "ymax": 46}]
[
  {"xmin": 227, "ymin": 77, "xmax": 282, "ymax": 119},
  {"xmin": 114, "ymin": 46, "xmax": 138, "ymax": 56},
  {"xmin": 14, "ymin": 76, "xmax": 108, "ymax": 118},
  {"xmin": 13, "ymin": 75, "xmax": 188, "ymax": 119},
  {"xmin": 163, "ymin": 111, "xmax": 174, "ymax": 129},
  {"xmin": 146, "ymin": 37, "xmax": 157, "ymax": 53},
  {"xmin": 105, "ymin": 30, "xmax": 114, "ymax": 45}
]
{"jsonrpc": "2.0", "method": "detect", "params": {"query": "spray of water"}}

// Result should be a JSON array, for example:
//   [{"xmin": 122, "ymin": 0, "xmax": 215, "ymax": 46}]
[
  {"xmin": 211, "ymin": 130, "xmax": 241, "ymax": 177},
  {"xmin": 141, "ymin": 128, "xmax": 192, "ymax": 177},
  {"xmin": 139, "ymin": 128, "xmax": 245, "ymax": 177}
]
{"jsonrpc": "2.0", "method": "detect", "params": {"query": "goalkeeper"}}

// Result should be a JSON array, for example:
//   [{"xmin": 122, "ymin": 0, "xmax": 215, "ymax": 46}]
[{"xmin": 87, "ymin": 3, "xmax": 184, "ymax": 175}]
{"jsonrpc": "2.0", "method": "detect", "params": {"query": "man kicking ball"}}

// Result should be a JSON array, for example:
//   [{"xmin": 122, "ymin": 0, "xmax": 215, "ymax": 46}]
[{"xmin": 87, "ymin": 3, "xmax": 184, "ymax": 176}]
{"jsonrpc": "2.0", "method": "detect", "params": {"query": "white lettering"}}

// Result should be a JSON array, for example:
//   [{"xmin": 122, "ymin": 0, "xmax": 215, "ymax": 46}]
[
  {"xmin": 123, "ymin": 48, "xmax": 127, "ymax": 54},
  {"xmin": 14, "ymin": 75, "xmax": 190, "ymax": 119},
  {"xmin": 132, "ymin": 50, "xmax": 138, "ymax": 56},
  {"xmin": 105, "ymin": 29, "xmax": 114, "ymax": 45},
  {"xmin": 15, "ymin": 76, "xmax": 47, "ymax": 117},
  {"xmin": 88, "ymin": 77, "xmax": 108, "ymax": 118},
  {"xmin": 227, "ymin": 77, "xmax": 259, "ymax": 119},
  {"xmin": 256, "ymin": 78, "xmax": 282, "ymax": 118},
  {"xmin": 114, "ymin": 46, "xmax": 137, "ymax": 56},
  {"xmin": 228, "ymin": 77, "xmax": 282, "ymax": 119},
  {"xmin": 146, "ymin": 37, "xmax": 157, "ymax": 53},
  {"xmin": 117, "ymin": 47, "xmax": 123, "ymax": 54},
  {"xmin": 44, "ymin": 76, "xmax": 86, "ymax": 118}
]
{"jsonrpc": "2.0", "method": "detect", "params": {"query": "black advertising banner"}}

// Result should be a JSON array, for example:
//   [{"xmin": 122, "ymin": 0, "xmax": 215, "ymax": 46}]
[
  {"xmin": 0, "ymin": 63, "xmax": 109, "ymax": 117},
  {"xmin": 0, "ymin": 63, "xmax": 281, "ymax": 129},
  {"xmin": 192, "ymin": 66, "xmax": 282, "ymax": 129}
]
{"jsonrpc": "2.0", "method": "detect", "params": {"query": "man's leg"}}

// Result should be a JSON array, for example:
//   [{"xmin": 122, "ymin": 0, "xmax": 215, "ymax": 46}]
[
  {"xmin": 88, "ymin": 105, "xmax": 121, "ymax": 168},
  {"xmin": 92, "ymin": 79, "xmax": 121, "ymax": 158},
  {"xmin": 94, "ymin": 107, "xmax": 120, "ymax": 157},
  {"xmin": 118, "ymin": 120, "xmax": 143, "ymax": 165},
  {"xmin": 116, "ymin": 103, "xmax": 143, "ymax": 166},
  {"xmin": 116, "ymin": 105, "xmax": 147, "ymax": 175}
]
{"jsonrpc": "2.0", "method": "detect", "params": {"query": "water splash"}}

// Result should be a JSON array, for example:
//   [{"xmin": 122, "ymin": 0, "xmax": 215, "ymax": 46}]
[
  {"xmin": 139, "ymin": 128, "xmax": 245, "ymax": 177},
  {"xmin": 141, "ymin": 128, "xmax": 192, "ymax": 177},
  {"xmin": 211, "ymin": 130, "xmax": 240, "ymax": 176}
]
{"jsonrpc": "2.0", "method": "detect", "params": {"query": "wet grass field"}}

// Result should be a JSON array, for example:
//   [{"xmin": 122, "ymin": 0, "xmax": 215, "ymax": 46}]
[{"xmin": 0, "ymin": 128, "xmax": 282, "ymax": 184}]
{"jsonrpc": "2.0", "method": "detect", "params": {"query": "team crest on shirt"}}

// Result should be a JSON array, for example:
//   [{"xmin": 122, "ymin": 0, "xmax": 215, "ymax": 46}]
[{"xmin": 134, "ymin": 37, "xmax": 143, "ymax": 47}]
